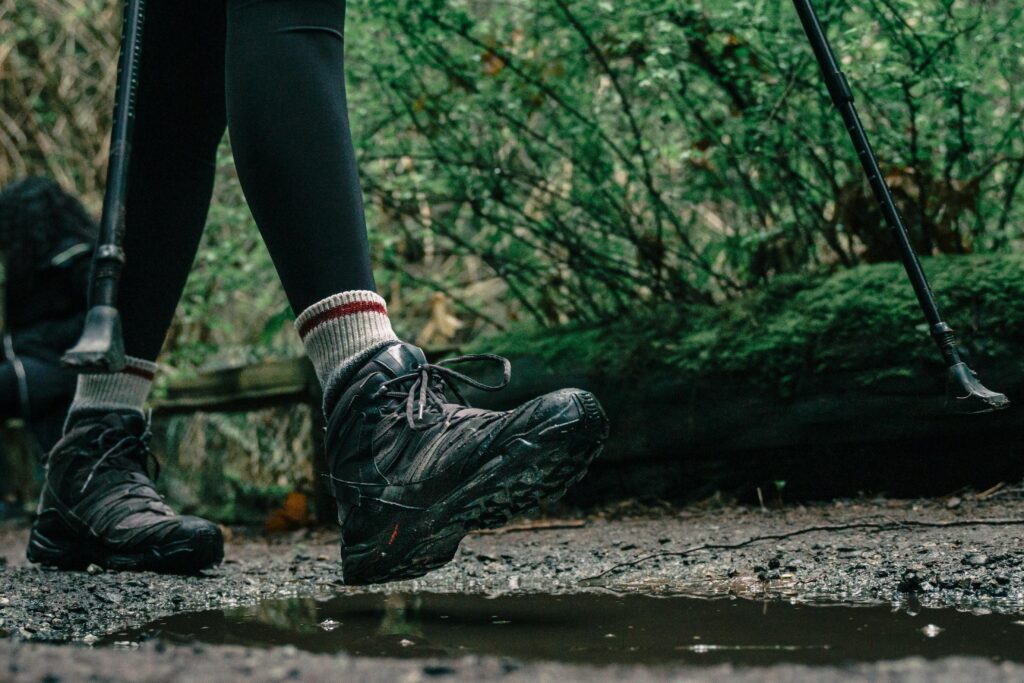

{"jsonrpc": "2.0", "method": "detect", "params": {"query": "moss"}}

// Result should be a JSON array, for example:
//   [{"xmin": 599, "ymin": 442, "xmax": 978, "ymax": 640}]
[{"xmin": 475, "ymin": 255, "xmax": 1024, "ymax": 393}]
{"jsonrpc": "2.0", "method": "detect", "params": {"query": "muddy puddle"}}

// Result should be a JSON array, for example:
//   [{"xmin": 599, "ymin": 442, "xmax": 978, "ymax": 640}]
[{"xmin": 100, "ymin": 592, "xmax": 1024, "ymax": 666}]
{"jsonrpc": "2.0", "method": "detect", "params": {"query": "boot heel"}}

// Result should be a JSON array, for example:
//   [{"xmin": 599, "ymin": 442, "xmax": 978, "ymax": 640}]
[{"xmin": 26, "ymin": 512, "xmax": 90, "ymax": 569}]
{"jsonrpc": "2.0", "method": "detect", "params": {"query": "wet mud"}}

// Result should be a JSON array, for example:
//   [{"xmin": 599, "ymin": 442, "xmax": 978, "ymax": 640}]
[
  {"xmin": 102, "ymin": 592, "xmax": 1024, "ymax": 667},
  {"xmin": 2, "ymin": 494, "xmax": 1024, "ymax": 680}
]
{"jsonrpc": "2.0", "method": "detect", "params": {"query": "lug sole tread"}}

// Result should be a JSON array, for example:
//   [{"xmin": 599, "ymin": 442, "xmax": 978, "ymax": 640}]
[
  {"xmin": 341, "ymin": 411, "xmax": 607, "ymax": 585},
  {"xmin": 27, "ymin": 527, "xmax": 223, "ymax": 575}
]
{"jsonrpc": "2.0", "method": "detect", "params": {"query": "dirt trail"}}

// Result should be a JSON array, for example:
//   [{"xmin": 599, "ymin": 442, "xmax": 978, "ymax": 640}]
[{"xmin": 2, "ymin": 495, "xmax": 1024, "ymax": 681}]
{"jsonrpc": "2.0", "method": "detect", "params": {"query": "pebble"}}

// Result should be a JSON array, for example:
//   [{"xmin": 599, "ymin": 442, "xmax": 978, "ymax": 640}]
[
  {"xmin": 318, "ymin": 619, "xmax": 340, "ymax": 632},
  {"xmin": 898, "ymin": 570, "xmax": 923, "ymax": 593},
  {"xmin": 423, "ymin": 665, "xmax": 458, "ymax": 676}
]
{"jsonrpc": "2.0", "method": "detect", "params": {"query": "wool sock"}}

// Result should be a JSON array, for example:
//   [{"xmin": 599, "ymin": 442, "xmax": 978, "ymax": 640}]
[
  {"xmin": 295, "ymin": 290, "xmax": 399, "ymax": 411},
  {"xmin": 65, "ymin": 356, "xmax": 158, "ymax": 428}
]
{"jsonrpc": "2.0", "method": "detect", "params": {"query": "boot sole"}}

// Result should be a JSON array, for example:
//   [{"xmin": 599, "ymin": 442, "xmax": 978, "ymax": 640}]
[
  {"xmin": 341, "ymin": 390, "xmax": 609, "ymax": 585},
  {"xmin": 27, "ymin": 524, "xmax": 224, "ymax": 575}
]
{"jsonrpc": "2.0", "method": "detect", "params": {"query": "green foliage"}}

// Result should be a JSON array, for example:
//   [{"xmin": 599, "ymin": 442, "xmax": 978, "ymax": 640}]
[
  {"xmin": 476, "ymin": 254, "xmax": 1024, "ymax": 393},
  {"xmin": 6, "ymin": 1, "xmax": 1024, "ymax": 370},
  {"xmin": 0, "ymin": 0, "xmax": 119, "ymax": 203},
  {"xmin": 351, "ymin": 0, "xmax": 1024, "ymax": 328}
]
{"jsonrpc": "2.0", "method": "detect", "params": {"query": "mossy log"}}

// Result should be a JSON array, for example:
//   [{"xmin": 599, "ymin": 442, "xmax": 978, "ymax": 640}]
[{"xmin": 470, "ymin": 255, "xmax": 1024, "ymax": 501}]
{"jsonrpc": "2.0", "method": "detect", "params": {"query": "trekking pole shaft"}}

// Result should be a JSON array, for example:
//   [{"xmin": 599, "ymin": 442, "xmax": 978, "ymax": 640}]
[
  {"xmin": 792, "ymin": 0, "xmax": 960, "ymax": 366},
  {"xmin": 792, "ymin": 0, "xmax": 1009, "ymax": 413},
  {"xmin": 63, "ymin": 0, "xmax": 145, "ymax": 373},
  {"xmin": 92, "ymin": 0, "xmax": 145, "ymax": 308}
]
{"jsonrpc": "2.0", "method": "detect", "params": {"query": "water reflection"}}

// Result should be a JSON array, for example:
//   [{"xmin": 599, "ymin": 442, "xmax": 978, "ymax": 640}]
[{"xmin": 101, "ymin": 593, "xmax": 1024, "ymax": 666}]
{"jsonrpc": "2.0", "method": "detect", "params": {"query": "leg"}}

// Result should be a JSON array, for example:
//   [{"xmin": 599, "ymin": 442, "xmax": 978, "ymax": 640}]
[
  {"xmin": 27, "ymin": 1, "xmax": 227, "ymax": 574},
  {"xmin": 20, "ymin": 357, "xmax": 76, "ymax": 453},
  {"xmin": 0, "ymin": 362, "xmax": 23, "ymax": 420},
  {"xmin": 0, "ymin": 357, "xmax": 74, "ymax": 425},
  {"xmin": 0, "ymin": 360, "xmax": 74, "ymax": 505},
  {"xmin": 225, "ymin": 0, "xmax": 375, "ymax": 314},
  {"xmin": 0, "ymin": 363, "xmax": 18, "ymax": 516},
  {"xmin": 226, "ymin": 0, "xmax": 393, "ymax": 412},
  {"xmin": 223, "ymin": 0, "xmax": 608, "ymax": 586},
  {"xmin": 67, "ymin": 0, "xmax": 228, "ymax": 425},
  {"xmin": 119, "ymin": 0, "xmax": 229, "ymax": 361}
]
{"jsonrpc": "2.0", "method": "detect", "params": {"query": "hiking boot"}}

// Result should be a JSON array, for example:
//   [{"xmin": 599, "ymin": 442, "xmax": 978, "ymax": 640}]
[
  {"xmin": 325, "ymin": 342, "xmax": 609, "ymax": 584},
  {"xmin": 27, "ymin": 413, "xmax": 223, "ymax": 573}
]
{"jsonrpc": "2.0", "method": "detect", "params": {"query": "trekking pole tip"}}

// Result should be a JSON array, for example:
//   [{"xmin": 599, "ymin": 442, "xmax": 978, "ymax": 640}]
[
  {"xmin": 61, "ymin": 305, "xmax": 127, "ymax": 373},
  {"xmin": 945, "ymin": 362, "xmax": 1009, "ymax": 414}
]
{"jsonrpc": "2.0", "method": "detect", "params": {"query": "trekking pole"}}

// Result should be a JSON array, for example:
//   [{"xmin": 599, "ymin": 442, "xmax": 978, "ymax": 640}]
[
  {"xmin": 63, "ymin": 0, "xmax": 146, "ymax": 373},
  {"xmin": 792, "ymin": 0, "xmax": 1008, "ymax": 414}
]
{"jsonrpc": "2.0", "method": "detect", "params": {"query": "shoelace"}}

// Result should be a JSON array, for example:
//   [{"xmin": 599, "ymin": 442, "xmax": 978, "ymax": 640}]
[
  {"xmin": 80, "ymin": 423, "xmax": 161, "ymax": 493},
  {"xmin": 378, "ymin": 353, "xmax": 512, "ymax": 430}
]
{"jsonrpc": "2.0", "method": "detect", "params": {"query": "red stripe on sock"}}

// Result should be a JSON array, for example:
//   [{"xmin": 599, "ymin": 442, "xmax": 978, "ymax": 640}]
[
  {"xmin": 298, "ymin": 300, "xmax": 387, "ymax": 338},
  {"xmin": 122, "ymin": 365, "xmax": 155, "ymax": 381}
]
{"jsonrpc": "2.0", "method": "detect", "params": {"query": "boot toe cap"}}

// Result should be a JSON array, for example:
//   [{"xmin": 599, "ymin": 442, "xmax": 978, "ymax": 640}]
[{"xmin": 510, "ymin": 388, "xmax": 610, "ymax": 446}]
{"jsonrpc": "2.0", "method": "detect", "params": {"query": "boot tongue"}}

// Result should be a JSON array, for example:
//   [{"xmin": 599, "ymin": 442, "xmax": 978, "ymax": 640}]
[
  {"xmin": 95, "ymin": 411, "xmax": 147, "ymax": 436},
  {"xmin": 370, "ymin": 342, "xmax": 427, "ymax": 379},
  {"xmin": 57, "ymin": 412, "xmax": 150, "ymax": 499},
  {"xmin": 64, "ymin": 409, "xmax": 148, "ymax": 436}
]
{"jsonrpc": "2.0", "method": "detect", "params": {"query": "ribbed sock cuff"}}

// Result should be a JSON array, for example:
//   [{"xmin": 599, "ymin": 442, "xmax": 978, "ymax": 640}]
[
  {"xmin": 295, "ymin": 290, "xmax": 400, "ymax": 408},
  {"xmin": 67, "ymin": 356, "xmax": 157, "ymax": 422}
]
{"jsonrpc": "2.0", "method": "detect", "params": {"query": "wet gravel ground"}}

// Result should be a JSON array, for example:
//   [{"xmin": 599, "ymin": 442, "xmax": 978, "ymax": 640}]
[
  {"xmin": 2, "ymin": 494, "xmax": 1024, "ymax": 681},
  {"xmin": 2, "ymin": 642, "xmax": 1021, "ymax": 683}
]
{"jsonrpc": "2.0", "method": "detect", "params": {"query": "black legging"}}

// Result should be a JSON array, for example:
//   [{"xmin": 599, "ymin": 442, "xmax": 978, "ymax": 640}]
[
  {"xmin": 121, "ymin": 0, "xmax": 375, "ymax": 360},
  {"xmin": 0, "ymin": 357, "xmax": 76, "ymax": 452},
  {"xmin": 0, "ymin": 357, "xmax": 75, "ymax": 421}
]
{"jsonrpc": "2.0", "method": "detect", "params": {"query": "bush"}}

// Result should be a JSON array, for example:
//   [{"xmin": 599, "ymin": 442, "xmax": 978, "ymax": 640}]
[
  {"xmin": 476, "ymin": 254, "xmax": 1024, "ymax": 394},
  {"xmin": 4, "ymin": 0, "xmax": 1024, "ymax": 366}
]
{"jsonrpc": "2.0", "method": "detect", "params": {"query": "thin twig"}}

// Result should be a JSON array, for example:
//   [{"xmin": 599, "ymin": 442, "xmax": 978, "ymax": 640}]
[
  {"xmin": 472, "ymin": 519, "xmax": 587, "ymax": 536},
  {"xmin": 583, "ymin": 518, "xmax": 1024, "ymax": 582}
]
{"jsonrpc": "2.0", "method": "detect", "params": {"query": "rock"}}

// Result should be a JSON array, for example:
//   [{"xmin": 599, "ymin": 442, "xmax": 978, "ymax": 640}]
[
  {"xmin": 898, "ymin": 570, "xmax": 923, "ymax": 593},
  {"xmin": 85, "ymin": 564, "xmax": 103, "ymax": 575},
  {"xmin": 424, "ymin": 665, "xmax": 458, "ymax": 676},
  {"xmin": 964, "ymin": 554, "xmax": 989, "ymax": 567}
]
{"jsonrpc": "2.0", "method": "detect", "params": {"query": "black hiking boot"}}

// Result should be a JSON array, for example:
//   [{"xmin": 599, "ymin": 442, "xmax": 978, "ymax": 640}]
[
  {"xmin": 27, "ymin": 413, "xmax": 223, "ymax": 573},
  {"xmin": 325, "ymin": 342, "xmax": 609, "ymax": 585}
]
